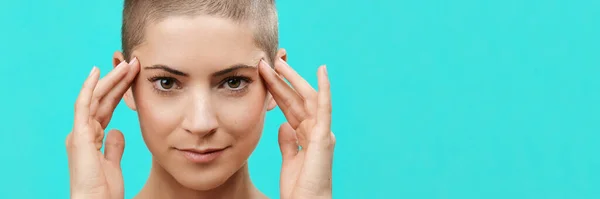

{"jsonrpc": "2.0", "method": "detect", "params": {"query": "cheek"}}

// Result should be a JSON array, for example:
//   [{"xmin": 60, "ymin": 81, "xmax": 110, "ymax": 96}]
[
  {"xmin": 216, "ymin": 85, "xmax": 267, "ymax": 139},
  {"xmin": 133, "ymin": 83, "xmax": 183, "ymax": 147}
]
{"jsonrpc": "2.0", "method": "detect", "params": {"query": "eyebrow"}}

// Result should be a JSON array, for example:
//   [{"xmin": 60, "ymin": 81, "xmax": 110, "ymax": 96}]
[
  {"xmin": 144, "ymin": 63, "xmax": 257, "ymax": 77},
  {"xmin": 212, "ymin": 63, "xmax": 257, "ymax": 77},
  {"xmin": 144, "ymin": 65, "xmax": 188, "ymax": 76}
]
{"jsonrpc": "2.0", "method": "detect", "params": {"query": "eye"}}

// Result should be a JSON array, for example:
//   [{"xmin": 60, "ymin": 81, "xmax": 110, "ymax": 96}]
[
  {"xmin": 222, "ymin": 76, "xmax": 252, "ymax": 91},
  {"xmin": 150, "ymin": 77, "xmax": 180, "ymax": 91},
  {"xmin": 226, "ymin": 78, "xmax": 242, "ymax": 89}
]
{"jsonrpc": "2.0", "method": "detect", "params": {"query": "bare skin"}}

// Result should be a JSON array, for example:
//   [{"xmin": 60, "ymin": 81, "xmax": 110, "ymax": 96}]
[{"xmin": 65, "ymin": 15, "xmax": 335, "ymax": 199}]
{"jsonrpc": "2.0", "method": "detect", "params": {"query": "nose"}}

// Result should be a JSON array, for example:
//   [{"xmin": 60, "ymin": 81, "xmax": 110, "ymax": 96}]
[{"xmin": 181, "ymin": 92, "xmax": 218, "ymax": 137}]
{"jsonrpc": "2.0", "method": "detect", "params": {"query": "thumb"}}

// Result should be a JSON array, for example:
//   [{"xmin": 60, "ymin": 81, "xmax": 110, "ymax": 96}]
[
  {"xmin": 105, "ymin": 129, "xmax": 125, "ymax": 166},
  {"xmin": 278, "ymin": 122, "xmax": 298, "ymax": 160}
]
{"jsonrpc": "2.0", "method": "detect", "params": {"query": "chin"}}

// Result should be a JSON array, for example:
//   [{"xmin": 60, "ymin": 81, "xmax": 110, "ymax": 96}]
[
  {"xmin": 164, "ymin": 156, "xmax": 243, "ymax": 191},
  {"xmin": 168, "ymin": 164, "xmax": 235, "ymax": 191},
  {"xmin": 175, "ymin": 172, "xmax": 230, "ymax": 191}
]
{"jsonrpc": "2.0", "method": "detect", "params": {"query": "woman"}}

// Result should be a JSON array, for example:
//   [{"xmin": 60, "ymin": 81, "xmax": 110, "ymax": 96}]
[{"xmin": 65, "ymin": 1, "xmax": 335, "ymax": 198}]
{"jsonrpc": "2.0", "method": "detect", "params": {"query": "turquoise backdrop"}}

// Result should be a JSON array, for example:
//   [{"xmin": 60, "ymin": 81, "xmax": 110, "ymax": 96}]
[{"xmin": 0, "ymin": 0, "xmax": 598, "ymax": 198}]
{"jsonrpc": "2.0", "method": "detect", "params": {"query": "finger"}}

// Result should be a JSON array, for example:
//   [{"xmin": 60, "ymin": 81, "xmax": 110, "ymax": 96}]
[
  {"xmin": 89, "ymin": 60, "xmax": 130, "ymax": 116},
  {"xmin": 68, "ymin": 128, "xmax": 104, "ymax": 191},
  {"xmin": 258, "ymin": 59, "xmax": 307, "ymax": 127},
  {"xmin": 274, "ymin": 58, "xmax": 318, "ymax": 115},
  {"xmin": 274, "ymin": 58, "xmax": 317, "ymax": 102},
  {"xmin": 74, "ymin": 67, "xmax": 100, "ymax": 131},
  {"xmin": 278, "ymin": 122, "xmax": 298, "ymax": 160},
  {"xmin": 93, "ymin": 121, "xmax": 106, "ymax": 150},
  {"xmin": 65, "ymin": 133, "xmax": 73, "ymax": 150},
  {"xmin": 95, "ymin": 58, "xmax": 140, "ymax": 128},
  {"xmin": 104, "ymin": 129, "xmax": 125, "ymax": 166},
  {"xmin": 299, "ymin": 71, "xmax": 335, "ymax": 195},
  {"xmin": 315, "ymin": 66, "xmax": 332, "ymax": 139}
]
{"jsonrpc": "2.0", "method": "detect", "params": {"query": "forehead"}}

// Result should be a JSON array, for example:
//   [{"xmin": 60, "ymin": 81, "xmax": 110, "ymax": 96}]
[{"xmin": 135, "ymin": 15, "xmax": 264, "ymax": 69}]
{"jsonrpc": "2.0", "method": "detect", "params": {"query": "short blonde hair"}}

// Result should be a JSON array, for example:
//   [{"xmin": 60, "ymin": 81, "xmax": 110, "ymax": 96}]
[{"xmin": 121, "ymin": 0, "xmax": 279, "ymax": 62}]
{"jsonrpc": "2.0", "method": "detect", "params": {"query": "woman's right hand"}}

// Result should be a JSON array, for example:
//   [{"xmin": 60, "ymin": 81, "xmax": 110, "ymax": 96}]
[{"xmin": 65, "ymin": 58, "xmax": 140, "ymax": 199}]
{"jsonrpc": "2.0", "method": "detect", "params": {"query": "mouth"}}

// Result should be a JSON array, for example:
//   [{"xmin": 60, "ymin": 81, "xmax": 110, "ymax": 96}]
[{"xmin": 177, "ymin": 147, "xmax": 228, "ymax": 163}]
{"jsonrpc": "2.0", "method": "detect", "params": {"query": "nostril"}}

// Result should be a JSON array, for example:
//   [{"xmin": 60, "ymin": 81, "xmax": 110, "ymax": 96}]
[{"xmin": 184, "ymin": 127, "xmax": 217, "ymax": 137}]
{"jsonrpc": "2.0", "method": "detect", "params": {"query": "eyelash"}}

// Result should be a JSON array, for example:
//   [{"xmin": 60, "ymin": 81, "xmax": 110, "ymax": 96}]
[
  {"xmin": 146, "ymin": 74, "xmax": 254, "ymax": 96},
  {"xmin": 218, "ymin": 75, "xmax": 253, "ymax": 94},
  {"xmin": 147, "ymin": 75, "xmax": 181, "ymax": 96}
]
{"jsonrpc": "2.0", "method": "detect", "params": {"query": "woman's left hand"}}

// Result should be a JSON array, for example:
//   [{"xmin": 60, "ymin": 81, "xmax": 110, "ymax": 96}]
[{"xmin": 259, "ymin": 58, "xmax": 335, "ymax": 199}]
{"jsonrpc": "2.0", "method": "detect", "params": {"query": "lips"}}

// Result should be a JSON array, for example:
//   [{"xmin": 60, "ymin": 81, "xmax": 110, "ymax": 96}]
[
  {"xmin": 180, "ymin": 148, "xmax": 225, "ymax": 154},
  {"xmin": 177, "ymin": 147, "xmax": 228, "ymax": 163}
]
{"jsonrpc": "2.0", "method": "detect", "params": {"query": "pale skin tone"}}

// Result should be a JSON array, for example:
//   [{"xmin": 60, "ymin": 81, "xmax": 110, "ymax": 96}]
[{"xmin": 65, "ymin": 16, "xmax": 335, "ymax": 199}]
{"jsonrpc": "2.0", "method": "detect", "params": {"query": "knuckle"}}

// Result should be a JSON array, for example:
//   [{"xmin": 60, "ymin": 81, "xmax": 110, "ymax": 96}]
[
  {"xmin": 321, "ymin": 79, "xmax": 331, "ymax": 88},
  {"xmin": 307, "ymin": 92, "xmax": 318, "ymax": 100},
  {"xmin": 90, "ymin": 102, "xmax": 99, "ymax": 114},
  {"xmin": 304, "ymin": 96, "xmax": 315, "ymax": 106},
  {"xmin": 91, "ymin": 94, "xmax": 101, "ymax": 104},
  {"xmin": 65, "ymin": 134, "xmax": 72, "ymax": 148},
  {"xmin": 298, "ymin": 119, "xmax": 313, "ymax": 130},
  {"xmin": 293, "ymin": 106, "xmax": 308, "ymax": 119},
  {"xmin": 330, "ymin": 133, "xmax": 336, "ymax": 146},
  {"xmin": 283, "ymin": 98, "xmax": 295, "ymax": 108},
  {"xmin": 74, "ymin": 99, "xmax": 88, "ymax": 112},
  {"xmin": 109, "ymin": 94, "xmax": 123, "ymax": 104},
  {"xmin": 310, "ymin": 137, "xmax": 335, "ymax": 149},
  {"xmin": 74, "ymin": 99, "xmax": 81, "ymax": 110},
  {"xmin": 319, "ymin": 101, "xmax": 332, "ymax": 113},
  {"xmin": 108, "ymin": 140, "xmax": 125, "ymax": 149},
  {"xmin": 70, "ymin": 126, "xmax": 94, "ymax": 147}
]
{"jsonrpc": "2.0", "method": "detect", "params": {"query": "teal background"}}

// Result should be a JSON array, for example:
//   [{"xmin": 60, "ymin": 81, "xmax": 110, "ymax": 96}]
[{"xmin": 0, "ymin": 0, "xmax": 598, "ymax": 198}]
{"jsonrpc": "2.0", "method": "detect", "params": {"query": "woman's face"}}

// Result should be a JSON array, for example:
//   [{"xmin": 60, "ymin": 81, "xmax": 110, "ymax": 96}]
[{"xmin": 122, "ymin": 16, "xmax": 276, "ymax": 190}]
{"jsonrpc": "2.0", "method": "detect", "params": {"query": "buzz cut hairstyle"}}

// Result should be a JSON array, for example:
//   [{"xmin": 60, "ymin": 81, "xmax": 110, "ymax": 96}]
[{"xmin": 121, "ymin": 0, "xmax": 279, "ymax": 63}]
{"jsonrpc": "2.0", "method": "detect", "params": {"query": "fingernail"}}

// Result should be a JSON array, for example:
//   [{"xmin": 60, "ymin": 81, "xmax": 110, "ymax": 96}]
[
  {"xmin": 259, "ymin": 59, "xmax": 269, "ymax": 69},
  {"xmin": 129, "ymin": 57, "xmax": 138, "ymax": 66},
  {"xmin": 323, "ymin": 65, "xmax": 328, "ymax": 76},
  {"xmin": 88, "ymin": 66, "xmax": 96, "ymax": 77},
  {"xmin": 116, "ymin": 60, "xmax": 127, "ymax": 68}
]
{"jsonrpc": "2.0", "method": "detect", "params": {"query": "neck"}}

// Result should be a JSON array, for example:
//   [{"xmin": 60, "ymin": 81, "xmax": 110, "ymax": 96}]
[{"xmin": 135, "ymin": 159, "xmax": 266, "ymax": 199}]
